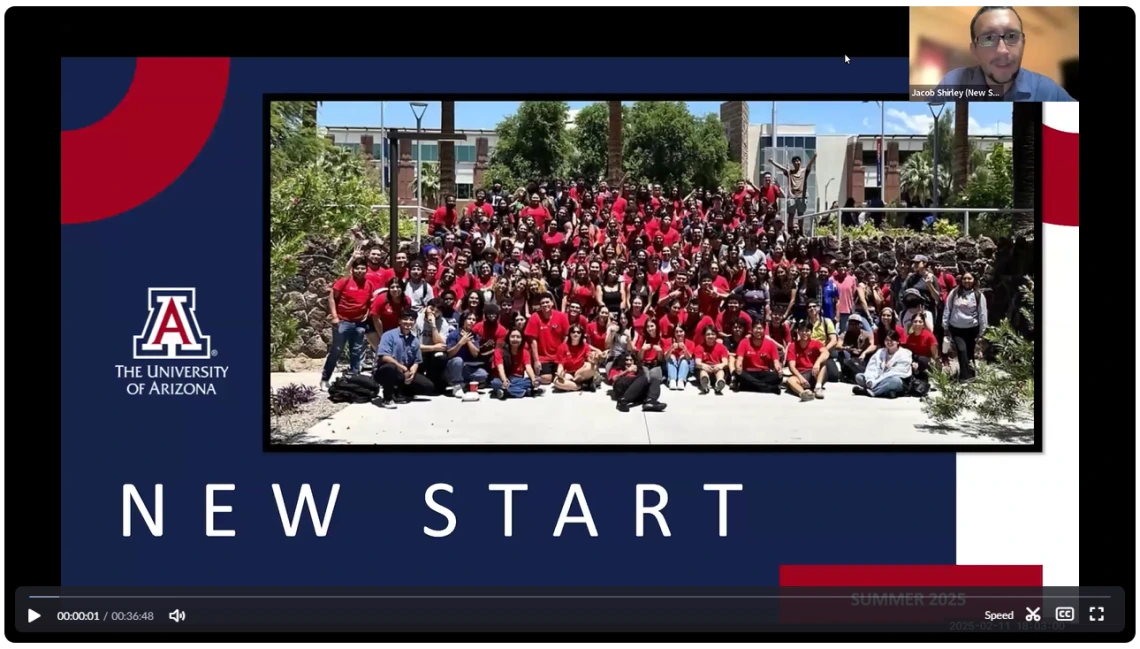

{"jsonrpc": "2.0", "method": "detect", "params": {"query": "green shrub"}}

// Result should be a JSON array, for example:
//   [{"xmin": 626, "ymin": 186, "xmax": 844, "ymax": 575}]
[
  {"xmin": 923, "ymin": 278, "xmax": 1034, "ymax": 424},
  {"xmin": 813, "ymin": 220, "xmax": 885, "ymax": 240},
  {"xmin": 269, "ymin": 106, "xmax": 388, "ymax": 369},
  {"xmin": 931, "ymin": 219, "xmax": 961, "ymax": 238}
]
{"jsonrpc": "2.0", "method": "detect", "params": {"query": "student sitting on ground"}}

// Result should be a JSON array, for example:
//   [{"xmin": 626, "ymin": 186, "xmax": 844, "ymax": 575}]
[
  {"xmin": 664, "ymin": 325, "xmax": 695, "ymax": 391},
  {"xmin": 835, "ymin": 313, "xmax": 873, "ymax": 383},
  {"xmin": 805, "ymin": 300, "xmax": 840, "ymax": 383},
  {"xmin": 375, "ymin": 309, "xmax": 437, "ymax": 408},
  {"xmin": 552, "ymin": 324, "xmax": 596, "ymax": 392},
  {"xmin": 445, "ymin": 312, "xmax": 489, "ymax": 397},
  {"xmin": 610, "ymin": 353, "xmax": 667, "ymax": 413},
  {"xmin": 732, "ymin": 320, "xmax": 783, "ymax": 395},
  {"xmin": 489, "ymin": 329, "xmax": 539, "ymax": 400},
  {"xmin": 786, "ymin": 321, "xmax": 829, "ymax": 402},
  {"xmin": 693, "ymin": 324, "xmax": 730, "ymax": 394},
  {"xmin": 903, "ymin": 311, "xmax": 939, "ymax": 385},
  {"xmin": 853, "ymin": 329, "xmax": 913, "ymax": 399}
]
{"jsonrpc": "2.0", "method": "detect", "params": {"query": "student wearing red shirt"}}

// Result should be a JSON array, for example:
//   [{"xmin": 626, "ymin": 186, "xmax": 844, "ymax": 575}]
[
  {"xmin": 628, "ymin": 296, "xmax": 651, "ymax": 337},
  {"xmin": 489, "ymin": 329, "xmax": 538, "ymax": 400},
  {"xmin": 370, "ymin": 276, "xmax": 412, "ymax": 338},
  {"xmin": 658, "ymin": 214, "xmax": 682, "ymax": 248},
  {"xmin": 766, "ymin": 312, "xmax": 793, "ymax": 363},
  {"xmin": 359, "ymin": 246, "xmax": 388, "ymax": 293},
  {"xmin": 758, "ymin": 172, "xmax": 784, "ymax": 207},
  {"xmin": 903, "ymin": 311, "xmax": 939, "ymax": 383},
  {"xmin": 542, "ymin": 219, "xmax": 565, "ymax": 255},
  {"xmin": 585, "ymin": 307, "xmax": 615, "ymax": 367},
  {"xmin": 658, "ymin": 299, "xmax": 684, "ymax": 339},
  {"xmin": 731, "ymin": 179, "xmax": 759, "ymax": 212},
  {"xmin": 692, "ymin": 325, "xmax": 730, "ymax": 395},
  {"xmin": 465, "ymin": 189, "xmax": 494, "ymax": 220},
  {"xmin": 562, "ymin": 264, "xmax": 598, "ymax": 316},
  {"xmin": 664, "ymin": 325, "xmax": 695, "ymax": 391},
  {"xmin": 716, "ymin": 295, "xmax": 754, "ymax": 338},
  {"xmin": 472, "ymin": 302, "xmax": 508, "ymax": 364},
  {"xmin": 680, "ymin": 300, "xmax": 715, "ymax": 344},
  {"xmin": 733, "ymin": 320, "xmax": 784, "ymax": 395},
  {"xmin": 374, "ymin": 250, "xmax": 410, "ymax": 289},
  {"xmin": 635, "ymin": 319, "xmax": 665, "ymax": 366},
  {"xmin": 451, "ymin": 250, "xmax": 478, "ymax": 296},
  {"xmin": 524, "ymin": 293, "xmax": 570, "ymax": 385},
  {"xmin": 786, "ymin": 322, "xmax": 830, "ymax": 402},
  {"xmin": 552, "ymin": 324, "xmax": 596, "ymax": 393},
  {"xmin": 320, "ymin": 257, "xmax": 374, "ymax": 389},
  {"xmin": 658, "ymin": 270, "xmax": 693, "ymax": 310},
  {"xmin": 698, "ymin": 271, "xmax": 731, "ymax": 318},
  {"xmin": 932, "ymin": 263, "xmax": 957, "ymax": 344},
  {"xmin": 473, "ymin": 261, "xmax": 498, "ymax": 294},
  {"xmin": 518, "ymin": 193, "xmax": 551, "ymax": 230},
  {"xmin": 565, "ymin": 302, "xmax": 589, "ymax": 329},
  {"xmin": 437, "ymin": 265, "xmax": 469, "ymax": 304},
  {"xmin": 430, "ymin": 195, "xmax": 461, "ymax": 235},
  {"xmin": 644, "ymin": 257, "xmax": 669, "ymax": 297},
  {"xmin": 861, "ymin": 307, "xmax": 908, "ymax": 363}
]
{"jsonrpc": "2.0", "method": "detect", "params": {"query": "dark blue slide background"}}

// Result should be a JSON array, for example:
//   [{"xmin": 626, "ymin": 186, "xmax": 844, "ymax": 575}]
[{"xmin": 60, "ymin": 57, "xmax": 951, "ymax": 587}]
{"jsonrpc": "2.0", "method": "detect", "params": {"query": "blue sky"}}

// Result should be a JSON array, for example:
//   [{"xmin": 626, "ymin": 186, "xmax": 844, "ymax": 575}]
[{"xmin": 318, "ymin": 101, "xmax": 1014, "ymax": 136}]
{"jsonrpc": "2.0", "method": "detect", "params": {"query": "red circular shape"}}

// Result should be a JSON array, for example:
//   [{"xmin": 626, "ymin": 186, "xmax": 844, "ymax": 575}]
[
  {"xmin": 1042, "ymin": 124, "xmax": 1079, "ymax": 227},
  {"xmin": 61, "ymin": 58, "xmax": 230, "ymax": 225}
]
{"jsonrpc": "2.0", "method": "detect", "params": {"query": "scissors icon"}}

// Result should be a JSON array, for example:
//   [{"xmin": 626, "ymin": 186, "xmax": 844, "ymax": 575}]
[{"xmin": 1025, "ymin": 607, "xmax": 1041, "ymax": 621}]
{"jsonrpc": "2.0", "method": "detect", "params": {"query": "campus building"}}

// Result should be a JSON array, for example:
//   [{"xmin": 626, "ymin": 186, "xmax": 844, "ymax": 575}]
[
  {"xmin": 722, "ymin": 102, "xmax": 1012, "ymax": 212},
  {"xmin": 322, "ymin": 126, "xmax": 499, "ymax": 209}
]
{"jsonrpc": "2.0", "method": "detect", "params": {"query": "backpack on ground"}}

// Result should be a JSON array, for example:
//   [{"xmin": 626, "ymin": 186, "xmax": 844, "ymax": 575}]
[{"xmin": 328, "ymin": 374, "xmax": 380, "ymax": 404}]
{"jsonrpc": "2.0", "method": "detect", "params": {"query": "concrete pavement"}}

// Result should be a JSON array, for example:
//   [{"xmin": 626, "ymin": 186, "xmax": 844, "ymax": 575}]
[{"xmin": 271, "ymin": 373, "xmax": 1032, "ymax": 445}]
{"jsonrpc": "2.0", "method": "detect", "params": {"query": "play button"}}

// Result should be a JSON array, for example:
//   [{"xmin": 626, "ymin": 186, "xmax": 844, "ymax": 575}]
[{"xmin": 28, "ymin": 610, "xmax": 40, "ymax": 623}]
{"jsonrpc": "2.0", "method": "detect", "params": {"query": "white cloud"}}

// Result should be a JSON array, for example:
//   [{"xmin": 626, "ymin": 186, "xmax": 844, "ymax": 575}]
[
  {"xmin": 821, "ymin": 123, "xmax": 837, "ymax": 134},
  {"xmin": 968, "ymin": 117, "xmax": 1011, "ymax": 135},
  {"xmin": 885, "ymin": 108, "xmax": 935, "ymax": 134},
  {"xmin": 883, "ymin": 108, "xmax": 1012, "ymax": 136},
  {"xmin": 862, "ymin": 117, "xmax": 872, "ymax": 129}
]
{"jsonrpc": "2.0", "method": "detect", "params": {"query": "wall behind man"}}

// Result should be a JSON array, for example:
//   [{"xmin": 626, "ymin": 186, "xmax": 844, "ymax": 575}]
[{"xmin": 909, "ymin": 6, "xmax": 1079, "ymax": 89}]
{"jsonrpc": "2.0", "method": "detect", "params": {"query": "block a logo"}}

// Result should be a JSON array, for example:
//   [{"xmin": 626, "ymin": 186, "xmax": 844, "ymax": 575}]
[{"xmin": 133, "ymin": 288, "xmax": 213, "ymax": 360}]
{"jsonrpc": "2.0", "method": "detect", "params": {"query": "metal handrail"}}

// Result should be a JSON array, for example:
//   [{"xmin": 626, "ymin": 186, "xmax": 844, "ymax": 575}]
[{"xmin": 801, "ymin": 207, "xmax": 1031, "ymax": 242}]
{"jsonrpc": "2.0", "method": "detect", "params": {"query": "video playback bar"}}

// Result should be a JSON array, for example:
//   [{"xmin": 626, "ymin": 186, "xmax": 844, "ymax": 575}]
[{"xmin": 15, "ymin": 587, "xmax": 1125, "ymax": 634}]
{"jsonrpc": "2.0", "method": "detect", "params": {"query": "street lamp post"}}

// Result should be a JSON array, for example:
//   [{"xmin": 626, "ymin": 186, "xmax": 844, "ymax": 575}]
[
  {"xmin": 863, "ymin": 100, "xmax": 885, "ymax": 195},
  {"xmin": 878, "ymin": 101, "xmax": 884, "ymax": 191},
  {"xmin": 928, "ymin": 102, "xmax": 946, "ymax": 208},
  {"xmin": 409, "ymin": 102, "xmax": 428, "ymax": 251}
]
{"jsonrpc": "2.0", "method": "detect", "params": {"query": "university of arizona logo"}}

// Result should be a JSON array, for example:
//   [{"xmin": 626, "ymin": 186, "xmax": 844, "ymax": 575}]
[{"xmin": 133, "ymin": 288, "xmax": 213, "ymax": 360}]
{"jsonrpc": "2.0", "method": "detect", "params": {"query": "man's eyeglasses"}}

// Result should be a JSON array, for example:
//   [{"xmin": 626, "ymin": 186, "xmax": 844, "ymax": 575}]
[{"xmin": 975, "ymin": 31, "xmax": 1023, "ymax": 47}]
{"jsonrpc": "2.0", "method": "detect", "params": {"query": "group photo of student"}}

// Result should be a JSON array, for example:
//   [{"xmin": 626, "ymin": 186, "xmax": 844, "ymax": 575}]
[{"xmin": 320, "ymin": 176, "xmax": 989, "ymax": 412}]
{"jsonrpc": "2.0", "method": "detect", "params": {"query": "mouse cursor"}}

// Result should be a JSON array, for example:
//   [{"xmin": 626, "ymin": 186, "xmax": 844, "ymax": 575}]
[{"xmin": 844, "ymin": 55, "xmax": 851, "ymax": 64}]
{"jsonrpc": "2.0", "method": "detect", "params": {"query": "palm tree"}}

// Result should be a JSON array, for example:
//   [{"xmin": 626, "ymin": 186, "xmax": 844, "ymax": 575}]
[
  {"xmin": 607, "ymin": 101, "xmax": 623, "ymax": 184},
  {"xmin": 412, "ymin": 162, "xmax": 441, "ymax": 207},
  {"xmin": 899, "ymin": 152, "xmax": 952, "ymax": 205},
  {"xmin": 952, "ymin": 102, "xmax": 969, "ymax": 194},
  {"xmin": 1010, "ymin": 103, "xmax": 1037, "ymax": 237}
]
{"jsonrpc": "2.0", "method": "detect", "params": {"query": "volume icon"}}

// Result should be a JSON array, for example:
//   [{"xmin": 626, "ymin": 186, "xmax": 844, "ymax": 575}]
[{"xmin": 168, "ymin": 609, "xmax": 186, "ymax": 623}]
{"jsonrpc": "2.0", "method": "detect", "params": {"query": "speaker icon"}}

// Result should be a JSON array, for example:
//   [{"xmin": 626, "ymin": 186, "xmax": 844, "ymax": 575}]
[{"xmin": 168, "ymin": 609, "xmax": 186, "ymax": 623}]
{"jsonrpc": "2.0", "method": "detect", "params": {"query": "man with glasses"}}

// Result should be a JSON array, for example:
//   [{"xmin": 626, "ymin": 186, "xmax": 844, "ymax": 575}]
[{"xmin": 937, "ymin": 6, "xmax": 1074, "ymax": 101}]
